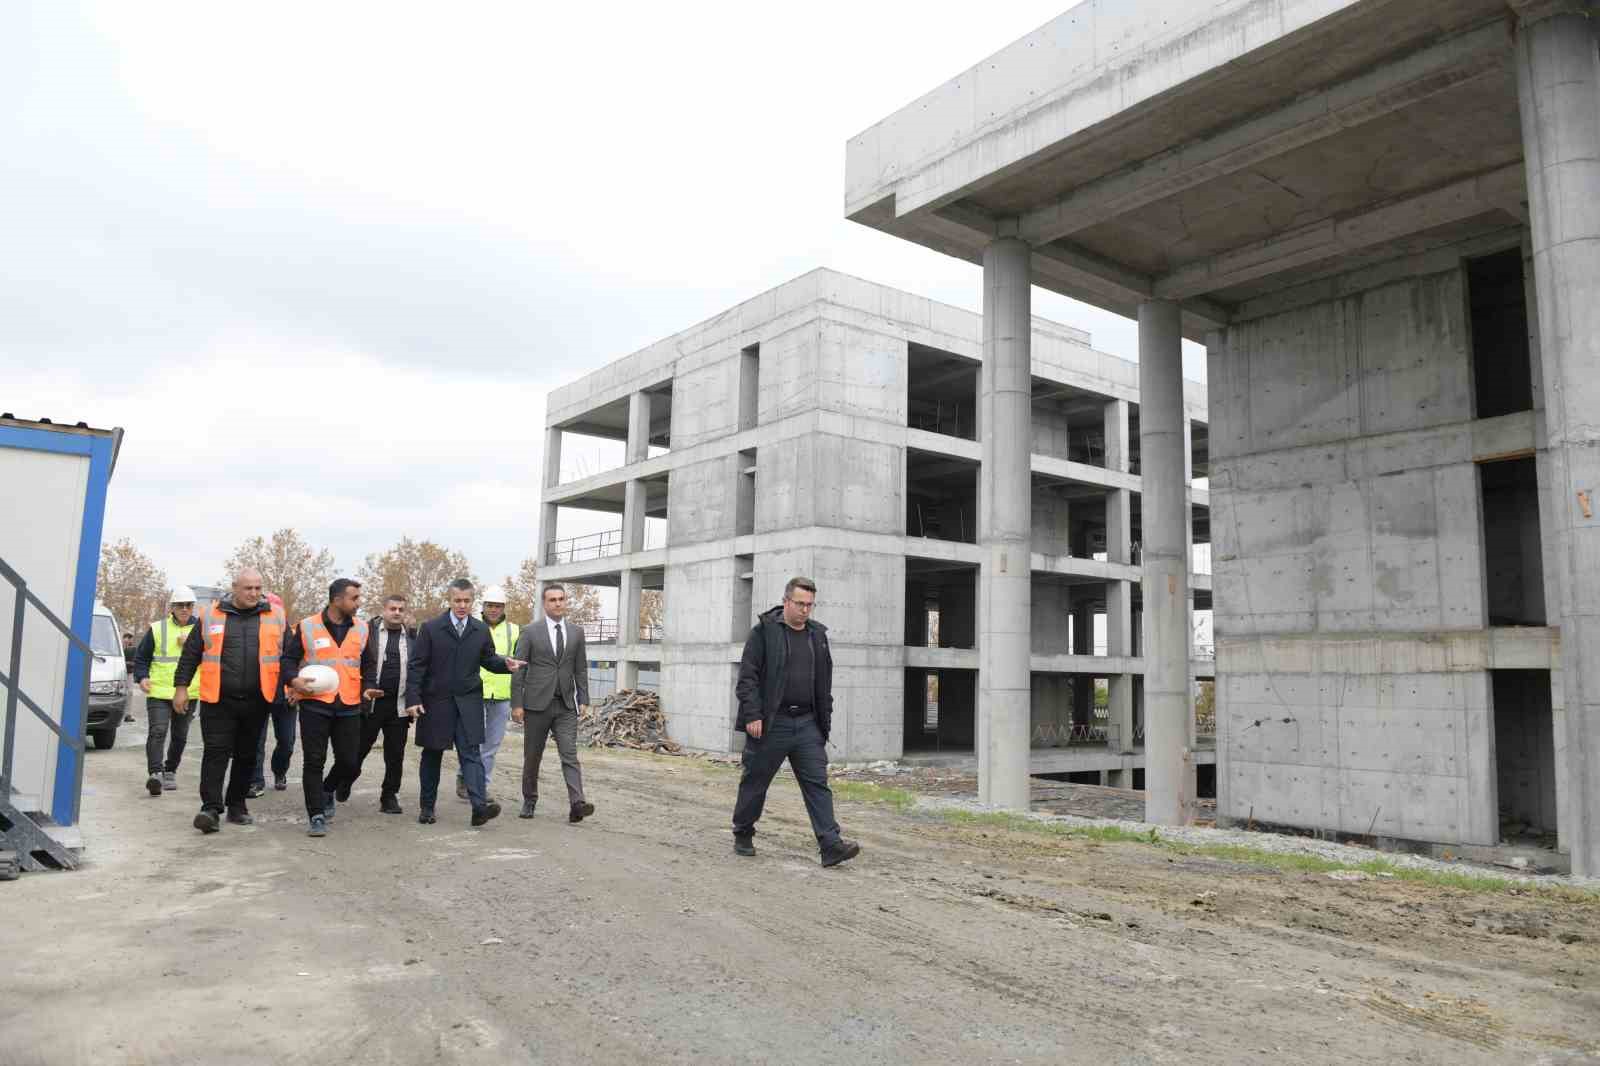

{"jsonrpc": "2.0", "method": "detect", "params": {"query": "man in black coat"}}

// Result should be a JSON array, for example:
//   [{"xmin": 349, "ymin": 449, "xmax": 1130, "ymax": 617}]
[
  {"xmin": 731, "ymin": 576, "xmax": 860, "ymax": 867},
  {"xmin": 405, "ymin": 579, "xmax": 523, "ymax": 827}
]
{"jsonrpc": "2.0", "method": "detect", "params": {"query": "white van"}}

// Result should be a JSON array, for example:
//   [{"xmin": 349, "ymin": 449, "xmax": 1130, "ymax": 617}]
[{"xmin": 85, "ymin": 601, "xmax": 129, "ymax": 748}]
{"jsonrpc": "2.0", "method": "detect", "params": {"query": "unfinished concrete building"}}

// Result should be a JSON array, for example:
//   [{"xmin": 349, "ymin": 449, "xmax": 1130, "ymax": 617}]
[
  {"xmin": 846, "ymin": 0, "xmax": 1600, "ymax": 873},
  {"xmin": 538, "ymin": 269, "xmax": 1212, "ymax": 782}
]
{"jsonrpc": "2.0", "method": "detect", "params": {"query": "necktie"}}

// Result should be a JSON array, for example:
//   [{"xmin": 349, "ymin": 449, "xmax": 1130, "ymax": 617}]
[
  {"xmin": 455, "ymin": 617, "xmax": 465, "ymax": 637},
  {"xmin": 554, "ymin": 621, "xmax": 564, "ymax": 661}
]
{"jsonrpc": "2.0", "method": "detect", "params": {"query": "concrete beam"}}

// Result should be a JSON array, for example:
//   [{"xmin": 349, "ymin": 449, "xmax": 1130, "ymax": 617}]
[
  {"xmin": 1018, "ymin": 22, "xmax": 1513, "ymax": 245},
  {"xmin": 1156, "ymin": 163, "xmax": 1526, "ymax": 300}
]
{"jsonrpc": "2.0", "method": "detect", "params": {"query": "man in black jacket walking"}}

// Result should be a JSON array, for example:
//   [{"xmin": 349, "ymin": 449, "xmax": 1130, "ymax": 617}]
[{"xmin": 731, "ymin": 576, "xmax": 860, "ymax": 866}]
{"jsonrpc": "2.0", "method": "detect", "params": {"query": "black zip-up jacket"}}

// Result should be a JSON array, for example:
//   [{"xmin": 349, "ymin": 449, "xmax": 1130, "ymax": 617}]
[
  {"xmin": 736, "ymin": 605, "xmax": 833, "ymax": 741},
  {"xmin": 173, "ymin": 595, "xmax": 280, "ymax": 702}
]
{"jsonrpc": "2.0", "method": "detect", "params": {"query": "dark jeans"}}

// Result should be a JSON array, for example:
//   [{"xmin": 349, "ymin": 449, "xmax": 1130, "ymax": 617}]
[
  {"xmin": 521, "ymin": 698, "xmax": 584, "ymax": 805},
  {"xmin": 732, "ymin": 711, "xmax": 841, "ymax": 849},
  {"xmin": 145, "ymin": 696, "xmax": 192, "ymax": 775},
  {"xmin": 299, "ymin": 709, "xmax": 363, "ymax": 820},
  {"xmin": 355, "ymin": 698, "xmax": 411, "ymax": 798},
  {"xmin": 251, "ymin": 702, "xmax": 299, "ymax": 788},
  {"xmin": 418, "ymin": 714, "xmax": 486, "ymax": 813},
  {"xmin": 198, "ymin": 696, "xmax": 270, "ymax": 814}
]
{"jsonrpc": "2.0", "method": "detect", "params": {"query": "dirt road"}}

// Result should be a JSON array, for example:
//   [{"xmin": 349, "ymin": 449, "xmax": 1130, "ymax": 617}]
[{"xmin": 4, "ymin": 726, "xmax": 1597, "ymax": 1065}]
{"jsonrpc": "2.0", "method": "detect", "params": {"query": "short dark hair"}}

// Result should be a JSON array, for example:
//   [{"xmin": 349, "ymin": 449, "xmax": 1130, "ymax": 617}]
[
  {"xmin": 784, "ymin": 576, "xmax": 817, "ymax": 600},
  {"xmin": 384, "ymin": 593, "xmax": 407, "ymax": 606},
  {"xmin": 542, "ymin": 583, "xmax": 566, "ymax": 601},
  {"xmin": 328, "ymin": 577, "xmax": 361, "ymax": 601},
  {"xmin": 448, "ymin": 578, "xmax": 474, "ymax": 595}
]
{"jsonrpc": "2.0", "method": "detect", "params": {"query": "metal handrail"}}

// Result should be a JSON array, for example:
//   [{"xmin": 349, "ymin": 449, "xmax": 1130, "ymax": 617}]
[
  {"xmin": 545, "ymin": 530, "xmax": 623, "ymax": 566},
  {"xmin": 0, "ymin": 555, "xmax": 93, "ymax": 824}
]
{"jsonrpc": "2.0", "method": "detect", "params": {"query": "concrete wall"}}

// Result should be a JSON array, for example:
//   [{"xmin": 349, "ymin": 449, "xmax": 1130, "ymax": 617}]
[{"xmin": 1212, "ymin": 265, "xmax": 1507, "ymax": 845}]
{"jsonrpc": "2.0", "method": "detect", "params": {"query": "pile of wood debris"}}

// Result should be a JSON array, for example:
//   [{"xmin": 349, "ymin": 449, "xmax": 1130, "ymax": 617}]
[{"xmin": 578, "ymin": 690, "xmax": 682, "ymax": 754}]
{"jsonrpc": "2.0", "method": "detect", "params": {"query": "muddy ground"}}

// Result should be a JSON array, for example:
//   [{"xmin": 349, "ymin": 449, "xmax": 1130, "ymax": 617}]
[{"xmin": 3, "ymin": 719, "xmax": 1597, "ymax": 1065}]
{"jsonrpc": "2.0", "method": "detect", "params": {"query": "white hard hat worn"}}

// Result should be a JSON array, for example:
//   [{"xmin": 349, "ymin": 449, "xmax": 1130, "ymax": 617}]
[
  {"xmin": 297, "ymin": 664, "xmax": 340, "ymax": 695},
  {"xmin": 482, "ymin": 585, "xmax": 508, "ymax": 604},
  {"xmin": 170, "ymin": 585, "xmax": 196, "ymax": 604}
]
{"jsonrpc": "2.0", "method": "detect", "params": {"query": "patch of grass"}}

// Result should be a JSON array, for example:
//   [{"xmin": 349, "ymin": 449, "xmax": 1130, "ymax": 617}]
[
  {"xmin": 922, "ymin": 806, "xmax": 1598, "ymax": 903},
  {"xmin": 831, "ymin": 780, "xmax": 918, "ymax": 812}
]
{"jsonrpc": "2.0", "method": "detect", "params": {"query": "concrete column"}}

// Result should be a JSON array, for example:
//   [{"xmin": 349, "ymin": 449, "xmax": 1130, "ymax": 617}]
[
  {"xmin": 623, "ymin": 479, "xmax": 647, "ymax": 554},
  {"xmin": 617, "ymin": 568, "xmax": 642, "ymax": 690},
  {"xmin": 541, "ymin": 425, "xmax": 563, "ymax": 566},
  {"xmin": 626, "ymin": 391, "xmax": 652, "ymax": 465},
  {"xmin": 1104, "ymin": 399, "xmax": 1130, "ymax": 474},
  {"xmin": 977, "ymin": 235, "xmax": 1033, "ymax": 810},
  {"xmin": 1515, "ymin": 0, "xmax": 1600, "ymax": 875},
  {"xmin": 1138, "ymin": 299, "xmax": 1193, "ymax": 825}
]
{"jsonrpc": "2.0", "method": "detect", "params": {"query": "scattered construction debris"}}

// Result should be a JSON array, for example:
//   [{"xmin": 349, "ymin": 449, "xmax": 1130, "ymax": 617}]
[{"xmin": 578, "ymin": 690, "xmax": 681, "ymax": 754}]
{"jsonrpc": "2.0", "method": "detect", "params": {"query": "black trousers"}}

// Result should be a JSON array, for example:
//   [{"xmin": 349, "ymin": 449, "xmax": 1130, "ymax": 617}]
[
  {"xmin": 145, "ymin": 696, "xmax": 192, "ymax": 775},
  {"xmin": 355, "ymin": 697, "xmax": 411, "ymax": 798},
  {"xmin": 198, "ymin": 695, "xmax": 270, "ymax": 814},
  {"xmin": 299, "ymin": 709, "xmax": 363, "ymax": 819},
  {"xmin": 731, "ymin": 710, "xmax": 841, "ymax": 849}
]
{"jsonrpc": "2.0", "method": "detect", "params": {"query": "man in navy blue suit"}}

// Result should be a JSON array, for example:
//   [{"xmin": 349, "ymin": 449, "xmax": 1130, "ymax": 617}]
[{"xmin": 404, "ymin": 579, "xmax": 523, "ymax": 827}]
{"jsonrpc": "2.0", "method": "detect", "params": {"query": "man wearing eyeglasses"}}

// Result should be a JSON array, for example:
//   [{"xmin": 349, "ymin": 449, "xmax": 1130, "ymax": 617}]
[{"xmin": 730, "ymin": 576, "xmax": 860, "ymax": 867}]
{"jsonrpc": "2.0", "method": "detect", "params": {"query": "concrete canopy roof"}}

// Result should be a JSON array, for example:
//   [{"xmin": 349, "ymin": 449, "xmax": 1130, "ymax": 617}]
[{"xmin": 845, "ymin": 0, "xmax": 1530, "ymax": 341}]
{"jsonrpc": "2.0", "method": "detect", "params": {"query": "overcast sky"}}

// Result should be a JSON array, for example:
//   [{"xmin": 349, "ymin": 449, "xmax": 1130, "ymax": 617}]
[{"xmin": 3, "ymin": 1, "xmax": 1206, "ymax": 593}]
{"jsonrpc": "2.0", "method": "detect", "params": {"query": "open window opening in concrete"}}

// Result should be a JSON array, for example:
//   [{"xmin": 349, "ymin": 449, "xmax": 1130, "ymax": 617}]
[
  {"xmin": 738, "ymin": 344, "xmax": 760, "ymax": 432},
  {"xmin": 1479, "ymin": 457, "xmax": 1545, "ymax": 626},
  {"xmin": 544, "ymin": 504, "xmax": 624, "ymax": 566},
  {"xmin": 1031, "ymin": 378, "xmax": 1115, "ymax": 465},
  {"xmin": 905, "ymin": 558, "xmax": 977, "ymax": 648},
  {"xmin": 906, "ymin": 449, "xmax": 978, "ymax": 543},
  {"xmin": 1467, "ymin": 248, "xmax": 1533, "ymax": 419},
  {"xmin": 907, "ymin": 343, "xmax": 977, "ymax": 440},
  {"xmin": 1032, "ymin": 475, "xmax": 1112, "ymax": 560},
  {"xmin": 903, "ymin": 668, "xmax": 974, "ymax": 752},
  {"xmin": 1492, "ymin": 669, "xmax": 1558, "ymax": 845},
  {"xmin": 557, "ymin": 429, "xmax": 626, "ymax": 485},
  {"xmin": 1127, "ymin": 405, "xmax": 1142, "ymax": 476},
  {"xmin": 735, "ymin": 448, "xmax": 757, "ymax": 537},
  {"xmin": 639, "ymin": 472, "xmax": 670, "ymax": 551},
  {"xmin": 1190, "ymin": 419, "xmax": 1209, "ymax": 489},
  {"xmin": 633, "ymin": 568, "xmax": 666, "ymax": 644},
  {"xmin": 733, "ymin": 554, "xmax": 755, "ymax": 641}
]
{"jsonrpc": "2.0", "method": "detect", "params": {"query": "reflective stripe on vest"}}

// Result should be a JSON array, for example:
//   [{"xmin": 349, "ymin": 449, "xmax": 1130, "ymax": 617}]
[
  {"xmin": 147, "ymin": 616, "xmax": 195, "ymax": 700},
  {"xmin": 197, "ymin": 601, "xmax": 285, "ymax": 704},
  {"xmin": 298, "ymin": 614, "xmax": 369, "ymax": 705},
  {"xmin": 480, "ymin": 620, "xmax": 520, "ymax": 701}
]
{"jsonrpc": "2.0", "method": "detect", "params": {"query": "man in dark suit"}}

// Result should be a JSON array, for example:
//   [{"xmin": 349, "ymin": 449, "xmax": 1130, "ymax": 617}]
[
  {"xmin": 404, "ymin": 579, "xmax": 524, "ymax": 827},
  {"xmin": 510, "ymin": 584, "xmax": 594, "ymax": 823}
]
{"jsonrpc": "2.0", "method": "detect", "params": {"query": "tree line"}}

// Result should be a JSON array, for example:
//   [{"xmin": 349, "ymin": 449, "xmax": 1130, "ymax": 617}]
[{"xmin": 96, "ymin": 528, "xmax": 661, "ymax": 634}]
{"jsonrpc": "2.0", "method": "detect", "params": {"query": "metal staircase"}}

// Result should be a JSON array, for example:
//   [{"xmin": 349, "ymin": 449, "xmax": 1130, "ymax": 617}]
[{"xmin": 0, "ymin": 556, "xmax": 90, "ymax": 876}]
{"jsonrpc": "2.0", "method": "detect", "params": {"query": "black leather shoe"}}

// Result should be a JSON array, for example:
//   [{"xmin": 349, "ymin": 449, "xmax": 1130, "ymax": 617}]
[
  {"xmin": 417, "ymin": 808, "xmax": 436, "ymax": 825},
  {"xmin": 821, "ymin": 839, "xmax": 862, "ymax": 868},
  {"xmin": 225, "ymin": 808, "xmax": 254, "ymax": 826},
  {"xmin": 193, "ymin": 809, "xmax": 220, "ymax": 834},
  {"xmin": 455, "ymin": 778, "xmax": 468, "ymax": 800},
  {"xmin": 335, "ymin": 783, "xmax": 352, "ymax": 803},
  {"xmin": 380, "ymin": 794, "xmax": 403, "ymax": 815},
  {"xmin": 519, "ymin": 800, "xmax": 536, "ymax": 818},
  {"xmin": 471, "ymin": 801, "xmax": 501, "ymax": 827},
  {"xmin": 734, "ymin": 836, "xmax": 756, "ymax": 857},
  {"xmin": 273, "ymin": 773, "xmax": 287, "ymax": 791},
  {"xmin": 569, "ymin": 801, "xmax": 594, "ymax": 824}
]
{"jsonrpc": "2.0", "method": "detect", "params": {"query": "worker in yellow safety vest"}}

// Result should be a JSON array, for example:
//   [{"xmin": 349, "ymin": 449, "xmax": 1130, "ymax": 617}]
[
  {"xmin": 459, "ymin": 585, "xmax": 520, "ymax": 801},
  {"xmin": 132, "ymin": 586, "xmax": 199, "ymax": 797}
]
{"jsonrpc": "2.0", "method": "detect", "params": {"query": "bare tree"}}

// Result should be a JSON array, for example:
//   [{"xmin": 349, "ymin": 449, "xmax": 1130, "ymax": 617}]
[
  {"xmin": 563, "ymin": 583, "xmax": 603, "ymax": 627},
  {"xmin": 500, "ymin": 556, "xmax": 540, "ymax": 626},
  {"xmin": 96, "ymin": 538, "xmax": 169, "ymax": 634},
  {"xmin": 638, "ymin": 589, "xmax": 663, "ymax": 638},
  {"xmin": 356, "ymin": 538, "xmax": 477, "ymax": 625},
  {"xmin": 221, "ymin": 528, "xmax": 337, "ymax": 624}
]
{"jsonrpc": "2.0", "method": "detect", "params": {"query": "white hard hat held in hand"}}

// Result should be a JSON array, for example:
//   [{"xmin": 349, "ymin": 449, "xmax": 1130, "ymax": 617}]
[{"xmin": 297, "ymin": 664, "xmax": 340, "ymax": 695}]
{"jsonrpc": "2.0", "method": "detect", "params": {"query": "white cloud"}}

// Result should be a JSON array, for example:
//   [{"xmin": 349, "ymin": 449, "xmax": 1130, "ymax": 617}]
[{"xmin": 3, "ymin": 0, "xmax": 1206, "ymax": 595}]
